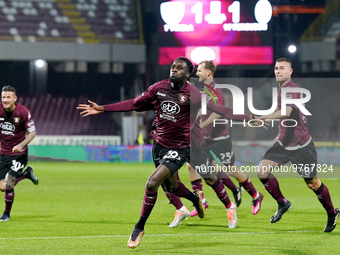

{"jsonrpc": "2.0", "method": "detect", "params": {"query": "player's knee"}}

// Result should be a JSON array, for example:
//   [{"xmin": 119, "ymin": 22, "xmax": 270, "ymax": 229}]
[
  {"xmin": 204, "ymin": 178, "xmax": 216, "ymax": 186},
  {"xmin": 0, "ymin": 181, "xmax": 5, "ymax": 192},
  {"xmin": 165, "ymin": 185, "xmax": 176, "ymax": 193},
  {"xmin": 305, "ymin": 177, "xmax": 320, "ymax": 191},
  {"xmin": 5, "ymin": 175, "xmax": 15, "ymax": 190},
  {"xmin": 5, "ymin": 182, "xmax": 14, "ymax": 190},
  {"xmin": 306, "ymin": 182, "xmax": 317, "ymax": 191},
  {"xmin": 146, "ymin": 178, "xmax": 158, "ymax": 191},
  {"xmin": 256, "ymin": 165, "xmax": 270, "ymax": 179},
  {"xmin": 256, "ymin": 170, "xmax": 267, "ymax": 179},
  {"xmin": 226, "ymin": 169, "xmax": 235, "ymax": 177},
  {"xmin": 257, "ymin": 160, "xmax": 275, "ymax": 178}
]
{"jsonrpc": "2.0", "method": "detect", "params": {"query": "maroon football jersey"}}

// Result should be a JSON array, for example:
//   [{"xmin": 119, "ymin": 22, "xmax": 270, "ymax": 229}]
[
  {"xmin": 103, "ymin": 80, "xmax": 249, "ymax": 148},
  {"xmin": 277, "ymin": 80, "xmax": 311, "ymax": 148},
  {"xmin": 201, "ymin": 81, "xmax": 230, "ymax": 139},
  {"xmin": 105, "ymin": 80, "xmax": 191, "ymax": 148},
  {"xmin": 0, "ymin": 103, "xmax": 36, "ymax": 156},
  {"xmin": 190, "ymin": 83, "xmax": 248, "ymax": 148}
]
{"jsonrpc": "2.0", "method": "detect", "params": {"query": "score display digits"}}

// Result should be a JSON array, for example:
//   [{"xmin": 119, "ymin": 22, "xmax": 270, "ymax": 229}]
[
  {"xmin": 158, "ymin": 0, "xmax": 274, "ymax": 65},
  {"xmin": 161, "ymin": 0, "xmax": 272, "ymax": 33}
]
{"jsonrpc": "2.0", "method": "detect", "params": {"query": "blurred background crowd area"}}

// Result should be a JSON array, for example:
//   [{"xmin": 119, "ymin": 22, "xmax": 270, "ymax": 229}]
[{"xmin": 0, "ymin": 0, "xmax": 339, "ymax": 145}]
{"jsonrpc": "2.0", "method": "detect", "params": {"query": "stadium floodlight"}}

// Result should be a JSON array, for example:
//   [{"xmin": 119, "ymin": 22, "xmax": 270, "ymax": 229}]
[
  {"xmin": 288, "ymin": 45, "xmax": 297, "ymax": 54},
  {"xmin": 190, "ymin": 46, "xmax": 216, "ymax": 64},
  {"xmin": 35, "ymin": 59, "xmax": 47, "ymax": 69}
]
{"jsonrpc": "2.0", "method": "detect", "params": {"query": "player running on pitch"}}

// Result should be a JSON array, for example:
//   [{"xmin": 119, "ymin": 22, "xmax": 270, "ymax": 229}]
[{"xmin": 256, "ymin": 58, "xmax": 339, "ymax": 232}]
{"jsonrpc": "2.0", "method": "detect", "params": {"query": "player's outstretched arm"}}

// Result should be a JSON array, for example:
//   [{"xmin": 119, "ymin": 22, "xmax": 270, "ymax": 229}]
[
  {"xmin": 200, "ymin": 112, "xmax": 221, "ymax": 129},
  {"xmin": 77, "ymin": 100, "xmax": 104, "ymax": 117},
  {"xmin": 247, "ymin": 114, "xmax": 270, "ymax": 129},
  {"xmin": 257, "ymin": 106, "xmax": 293, "ymax": 120},
  {"xmin": 204, "ymin": 101, "xmax": 269, "ymax": 129}
]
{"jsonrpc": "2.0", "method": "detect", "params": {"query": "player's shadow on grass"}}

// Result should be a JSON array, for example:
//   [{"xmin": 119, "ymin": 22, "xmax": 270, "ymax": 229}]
[
  {"xmin": 183, "ymin": 223, "xmax": 233, "ymax": 230},
  {"xmin": 15, "ymin": 215, "xmax": 55, "ymax": 221},
  {"xmin": 154, "ymin": 241, "xmax": 224, "ymax": 251},
  {"xmin": 50, "ymin": 220, "xmax": 171, "ymax": 226}
]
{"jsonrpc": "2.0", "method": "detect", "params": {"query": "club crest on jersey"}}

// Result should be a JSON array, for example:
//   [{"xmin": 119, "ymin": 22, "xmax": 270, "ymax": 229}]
[
  {"xmin": 178, "ymin": 93, "xmax": 187, "ymax": 103},
  {"xmin": 13, "ymin": 117, "xmax": 20, "ymax": 124}
]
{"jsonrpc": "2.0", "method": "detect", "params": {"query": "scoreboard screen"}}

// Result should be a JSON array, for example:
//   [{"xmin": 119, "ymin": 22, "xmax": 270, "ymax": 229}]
[{"xmin": 158, "ymin": 0, "xmax": 274, "ymax": 65}]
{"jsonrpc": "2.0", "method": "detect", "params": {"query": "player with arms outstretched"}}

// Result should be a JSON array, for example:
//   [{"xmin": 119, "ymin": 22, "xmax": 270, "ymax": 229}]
[{"xmin": 77, "ymin": 57, "xmax": 258, "ymax": 248}]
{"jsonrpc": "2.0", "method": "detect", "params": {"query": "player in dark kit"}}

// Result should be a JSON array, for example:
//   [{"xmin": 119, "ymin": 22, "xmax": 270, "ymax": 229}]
[
  {"xmin": 77, "ymin": 57, "xmax": 257, "ymax": 248},
  {"xmin": 0, "ymin": 85, "xmax": 39, "ymax": 221},
  {"xmin": 189, "ymin": 60, "xmax": 264, "ymax": 216},
  {"xmin": 166, "ymin": 61, "xmax": 263, "ymax": 228},
  {"xmin": 256, "ymin": 58, "xmax": 339, "ymax": 232}
]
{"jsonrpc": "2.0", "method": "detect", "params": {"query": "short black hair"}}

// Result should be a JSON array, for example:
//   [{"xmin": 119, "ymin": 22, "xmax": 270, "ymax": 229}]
[
  {"xmin": 175, "ymin": 57, "xmax": 194, "ymax": 75},
  {"xmin": 276, "ymin": 58, "xmax": 292, "ymax": 67},
  {"xmin": 2, "ymin": 85, "xmax": 16, "ymax": 95}
]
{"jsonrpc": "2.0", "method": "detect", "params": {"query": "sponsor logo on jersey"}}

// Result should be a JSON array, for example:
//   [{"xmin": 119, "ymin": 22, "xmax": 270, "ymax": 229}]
[
  {"xmin": 156, "ymin": 92, "xmax": 166, "ymax": 97},
  {"xmin": 160, "ymin": 101, "xmax": 180, "ymax": 115},
  {"xmin": 178, "ymin": 93, "xmax": 187, "ymax": 103},
  {"xmin": 160, "ymin": 114, "xmax": 176, "ymax": 122},
  {"xmin": 0, "ymin": 121, "xmax": 15, "ymax": 136},
  {"xmin": 0, "ymin": 122, "xmax": 15, "ymax": 132},
  {"xmin": 13, "ymin": 117, "xmax": 20, "ymax": 124},
  {"xmin": 160, "ymin": 101, "xmax": 180, "ymax": 122}
]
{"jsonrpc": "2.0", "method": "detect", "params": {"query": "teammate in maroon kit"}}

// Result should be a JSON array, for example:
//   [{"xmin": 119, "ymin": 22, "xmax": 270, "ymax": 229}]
[
  {"xmin": 77, "ymin": 57, "xmax": 257, "ymax": 248},
  {"xmin": 188, "ymin": 60, "xmax": 264, "ymax": 217},
  {"xmin": 256, "ymin": 58, "xmax": 339, "ymax": 232},
  {"xmin": 0, "ymin": 85, "xmax": 39, "ymax": 221}
]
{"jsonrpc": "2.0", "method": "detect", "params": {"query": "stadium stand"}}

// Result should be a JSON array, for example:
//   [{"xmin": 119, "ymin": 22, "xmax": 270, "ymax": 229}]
[
  {"xmin": 299, "ymin": 0, "xmax": 340, "ymax": 72},
  {"xmin": 301, "ymin": 0, "xmax": 340, "ymax": 41},
  {"xmin": 0, "ymin": 0, "xmax": 142, "ymax": 43},
  {"xmin": 72, "ymin": 0, "xmax": 140, "ymax": 43},
  {"xmin": 17, "ymin": 94, "xmax": 118, "ymax": 135}
]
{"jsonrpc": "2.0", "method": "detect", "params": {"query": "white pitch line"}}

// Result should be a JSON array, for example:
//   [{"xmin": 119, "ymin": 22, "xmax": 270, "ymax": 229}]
[{"xmin": 0, "ymin": 230, "xmax": 337, "ymax": 240}]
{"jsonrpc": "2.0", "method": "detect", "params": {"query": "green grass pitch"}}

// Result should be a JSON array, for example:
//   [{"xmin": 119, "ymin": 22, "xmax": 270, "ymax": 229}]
[{"xmin": 0, "ymin": 162, "xmax": 339, "ymax": 254}]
